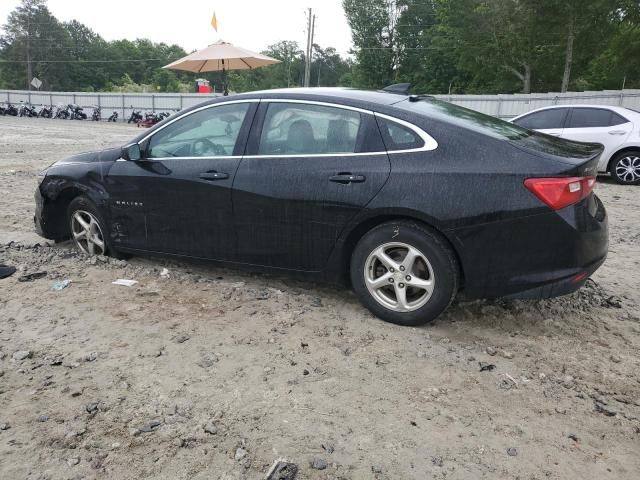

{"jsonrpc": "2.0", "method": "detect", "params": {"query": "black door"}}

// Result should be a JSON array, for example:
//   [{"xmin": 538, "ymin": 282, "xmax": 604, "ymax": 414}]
[
  {"xmin": 232, "ymin": 101, "xmax": 390, "ymax": 271},
  {"xmin": 106, "ymin": 100, "xmax": 257, "ymax": 259}
]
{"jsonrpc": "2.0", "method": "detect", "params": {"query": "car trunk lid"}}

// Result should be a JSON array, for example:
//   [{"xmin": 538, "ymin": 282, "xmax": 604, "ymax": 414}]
[{"xmin": 509, "ymin": 132, "xmax": 603, "ymax": 176}]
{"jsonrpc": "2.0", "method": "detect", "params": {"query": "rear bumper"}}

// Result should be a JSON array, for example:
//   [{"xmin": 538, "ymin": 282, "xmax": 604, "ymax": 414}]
[
  {"xmin": 454, "ymin": 193, "xmax": 608, "ymax": 300},
  {"xmin": 503, "ymin": 254, "xmax": 606, "ymax": 300}
]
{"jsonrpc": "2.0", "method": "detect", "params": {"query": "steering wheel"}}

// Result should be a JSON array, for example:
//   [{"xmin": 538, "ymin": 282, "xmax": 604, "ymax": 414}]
[{"xmin": 192, "ymin": 138, "xmax": 227, "ymax": 156}]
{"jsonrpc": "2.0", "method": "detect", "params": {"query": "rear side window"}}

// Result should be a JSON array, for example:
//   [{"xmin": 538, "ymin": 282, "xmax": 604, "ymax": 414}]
[
  {"xmin": 377, "ymin": 117, "xmax": 424, "ymax": 151},
  {"xmin": 514, "ymin": 108, "xmax": 568, "ymax": 129},
  {"xmin": 258, "ymin": 103, "xmax": 361, "ymax": 155},
  {"xmin": 567, "ymin": 108, "xmax": 628, "ymax": 128}
]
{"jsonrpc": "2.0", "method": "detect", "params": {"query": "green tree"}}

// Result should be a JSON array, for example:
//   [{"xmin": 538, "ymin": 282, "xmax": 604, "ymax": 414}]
[{"xmin": 343, "ymin": 0, "xmax": 399, "ymax": 88}]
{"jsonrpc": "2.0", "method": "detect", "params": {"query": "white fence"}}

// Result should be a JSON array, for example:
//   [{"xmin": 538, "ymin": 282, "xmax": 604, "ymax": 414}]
[
  {"xmin": 433, "ymin": 89, "xmax": 640, "ymax": 118},
  {"xmin": 1, "ymin": 88, "xmax": 640, "ymax": 120}
]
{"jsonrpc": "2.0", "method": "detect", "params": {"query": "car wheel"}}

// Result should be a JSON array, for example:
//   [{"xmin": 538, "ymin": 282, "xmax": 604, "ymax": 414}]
[
  {"xmin": 610, "ymin": 150, "xmax": 640, "ymax": 185},
  {"xmin": 350, "ymin": 221, "xmax": 459, "ymax": 326},
  {"xmin": 67, "ymin": 196, "xmax": 122, "ymax": 258}
]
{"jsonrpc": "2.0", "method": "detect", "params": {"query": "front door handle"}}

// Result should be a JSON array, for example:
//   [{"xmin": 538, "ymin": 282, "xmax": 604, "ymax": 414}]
[
  {"xmin": 329, "ymin": 173, "xmax": 366, "ymax": 184},
  {"xmin": 199, "ymin": 171, "xmax": 229, "ymax": 181},
  {"xmin": 608, "ymin": 130, "xmax": 628, "ymax": 135}
]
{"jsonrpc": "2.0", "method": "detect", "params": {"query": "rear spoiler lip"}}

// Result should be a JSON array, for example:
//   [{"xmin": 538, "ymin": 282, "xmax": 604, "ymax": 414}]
[{"xmin": 509, "ymin": 139, "xmax": 604, "ymax": 173}]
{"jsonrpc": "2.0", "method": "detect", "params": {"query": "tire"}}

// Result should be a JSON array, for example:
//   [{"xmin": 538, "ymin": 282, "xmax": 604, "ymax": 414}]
[
  {"xmin": 66, "ymin": 196, "xmax": 126, "ymax": 258},
  {"xmin": 350, "ymin": 220, "xmax": 459, "ymax": 326},
  {"xmin": 609, "ymin": 150, "xmax": 640, "ymax": 185}
]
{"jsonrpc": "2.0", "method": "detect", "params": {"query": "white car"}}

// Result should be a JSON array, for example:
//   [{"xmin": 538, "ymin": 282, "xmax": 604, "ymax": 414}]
[{"xmin": 511, "ymin": 105, "xmax": 640, "ymax": 185}]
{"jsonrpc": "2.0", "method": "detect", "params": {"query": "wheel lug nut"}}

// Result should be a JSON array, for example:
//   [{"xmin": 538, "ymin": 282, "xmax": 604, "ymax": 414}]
[
  {"xmin": 389, "ymin": 278, "xmax": 394, "ymax": 283},
  {"xmin": 399, "ymin": 265, "xmax": 405, "ymax": 271},
  {"xmin": 399, "ymin": 283, "xmax": 405, "ymax": 288},
  {"xmin": 406, "ymin": 275, "xmax": 411, "ymax": 281},
  {"xmin": 389, "ymin": 268, "xmax": 395, "ymax": 273}
]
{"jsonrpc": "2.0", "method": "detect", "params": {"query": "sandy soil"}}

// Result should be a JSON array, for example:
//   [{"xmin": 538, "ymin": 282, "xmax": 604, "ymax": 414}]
[{"xmin": 0, "ymin": 116, "xmax": 639, "ymax": 480}]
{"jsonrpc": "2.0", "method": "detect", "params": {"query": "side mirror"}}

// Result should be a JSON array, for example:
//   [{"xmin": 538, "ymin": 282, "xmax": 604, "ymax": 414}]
[{"xmin": 122, "ymin": 143, "xmax": 141, "ymax": 161}]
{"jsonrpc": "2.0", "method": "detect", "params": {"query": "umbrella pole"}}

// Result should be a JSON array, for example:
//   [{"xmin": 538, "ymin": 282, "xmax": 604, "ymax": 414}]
[{"xmin": 222, "ymin": 59, "xmax": 228, "ymax": 96}]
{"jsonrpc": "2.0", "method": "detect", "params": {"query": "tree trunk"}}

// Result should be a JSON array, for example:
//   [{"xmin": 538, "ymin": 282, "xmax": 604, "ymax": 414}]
[
  {"xmin": 561, "ymin": 11, "xmax": 575, "ymax": 93},
  {"xmin": 523, "ymin": 64, "xmax": 531, "ymax": 94},
  {"xmin": 506, "ymin": 64, "xmax": 532, "ymax": 94}
]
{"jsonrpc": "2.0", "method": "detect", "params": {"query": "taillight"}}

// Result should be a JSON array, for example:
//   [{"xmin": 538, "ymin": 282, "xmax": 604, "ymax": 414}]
[{"xmin": 524, "ymin": 176, "xmax": 596, "ymax": 210}]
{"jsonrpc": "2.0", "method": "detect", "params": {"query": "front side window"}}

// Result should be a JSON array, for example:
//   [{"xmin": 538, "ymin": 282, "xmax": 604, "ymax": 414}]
[
  {"xmin": 514, "ymin": 108, "xmax": 568, "ymax": 130},
  {"xmin": 567, "ymin": 108, "xmax": 621, "ymax": 129},
  {"xmin": 258, "ymin": 103, "xmax": 361, "ymax": 155},
  {"xmin": 147, "ymin": 102, "xmax": 251, "ymax": 158}
]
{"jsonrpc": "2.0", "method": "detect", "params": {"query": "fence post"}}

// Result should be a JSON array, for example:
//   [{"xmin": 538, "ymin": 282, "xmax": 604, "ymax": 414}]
[
  {"xmin": 122, "ymin": 94, "xmax": 126, "ymax": 122},
  {"xmin": 179, "ymin": 95, "xmax": 183, "ymax": 111},
  {"xmin": 619, "ymin": 91, "xmax": 624, "ymax": 106},
  {"xmin": 496, "ymin": 96, "xmax": 502, "ymax": 118},
  {"xmin": 7, "ymin": 91, "xmax": 10, "ymax": 104},
  {"xmin": 151, "ymin": 94, "xmax": 155, "ymax": 112},
  {"xmin": 97, "ymin": 94, "xmax": 101, "ymax": 110},
  {"xmin": 72, "ymin": 93, "xmax": 76, "ymax": 106},
  {"xmin": 28, "ymin": 90, "xmax": 31, "ymax": 105},
  {"xmin": 49, "ymin": 92, "xmax": 53, "ymax": 107}
]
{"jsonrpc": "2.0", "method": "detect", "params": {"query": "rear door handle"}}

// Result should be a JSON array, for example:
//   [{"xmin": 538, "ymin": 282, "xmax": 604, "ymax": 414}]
[
  {"xmin": 199, "ymin": 171, "xmax": 229, "ymax": 181},
  {"xmin": 608, "ymin": 130, "xmax": 628, "ymax": 135},
  {"xmin": 329, "ymin": 173, "xmax": 366, "ymax": 184}
]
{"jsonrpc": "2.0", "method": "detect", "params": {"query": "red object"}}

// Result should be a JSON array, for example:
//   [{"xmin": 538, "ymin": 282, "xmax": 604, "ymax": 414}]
[
  {"xmin": 198, "ymin": 85, "xmax": 211, "ymax": 93},
  {"xmin": 524, "ymin": 176, "xmax": 596, "ymax": 210}
]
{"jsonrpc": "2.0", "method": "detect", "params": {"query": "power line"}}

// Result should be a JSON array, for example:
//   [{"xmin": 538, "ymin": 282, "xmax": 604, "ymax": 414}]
[{"xmin": 0, "ymin": 58, "xmax": 179, "ymax": 63}]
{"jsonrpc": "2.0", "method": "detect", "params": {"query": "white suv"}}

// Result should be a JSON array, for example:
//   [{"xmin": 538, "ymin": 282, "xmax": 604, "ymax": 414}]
[{"xmin": 511, "ymin": 105, "xmax": 640, "ymax": 185}]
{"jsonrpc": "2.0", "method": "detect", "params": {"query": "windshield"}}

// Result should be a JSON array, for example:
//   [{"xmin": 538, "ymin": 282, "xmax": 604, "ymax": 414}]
[{"xmin": 397, "ymin": 97, "xmax": 533, "ymax": 141}]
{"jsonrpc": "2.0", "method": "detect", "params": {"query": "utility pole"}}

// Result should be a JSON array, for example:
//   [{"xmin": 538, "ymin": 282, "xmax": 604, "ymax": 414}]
[
  {"xmin": 304, "ymin": 9, "xmax": 315, "ymax": 87},
  {"xmin": 26, "ymin": 10, "xmax": 32, "ymax": 90}
]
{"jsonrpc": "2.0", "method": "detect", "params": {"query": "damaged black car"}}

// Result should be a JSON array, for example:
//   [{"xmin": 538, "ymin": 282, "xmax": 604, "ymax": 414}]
[{"xmin": 35, "ymin": 87, "xmax": 608, "ymax": 325}]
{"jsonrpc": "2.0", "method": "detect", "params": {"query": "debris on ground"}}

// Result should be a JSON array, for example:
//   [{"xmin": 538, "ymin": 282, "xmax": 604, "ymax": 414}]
[
  {"xmin": 52, "ymin": 279, "xmax": 71, "ymax": 290},
  {"xmin": 265, "ymin": 459, "xmax": 298, "ymax": 480},
  {"xmin": 310, "ymin": 458, "xmax": 328, "ymax": 470},
  {"xmin": 0, "ymin": 264, "xmax": 17, "ymax": 279},
  {"xmin": 479, "ymin": 362, "xmax": 496, "ymax": 372},
  {"xmin": 12, "ymin": 350, "xmax": 32, "ymax": 361},
  {"xmin": 111, "ymin": 278, "xmax": 138, "ymax": 287},
  {"xmin": 17, "ymin": 271, "xmax": 47, "ymax": 282}
]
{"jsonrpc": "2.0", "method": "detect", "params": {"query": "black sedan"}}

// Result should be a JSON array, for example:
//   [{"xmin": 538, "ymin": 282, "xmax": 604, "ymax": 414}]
[{"xmin": 34, "ymin": 86, "xmax": 608, "ymax": 326}]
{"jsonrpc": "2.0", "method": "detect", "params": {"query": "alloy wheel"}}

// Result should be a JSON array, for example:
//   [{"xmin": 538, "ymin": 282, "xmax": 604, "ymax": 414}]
[
  {"xmin": 71, "ymin": 210, "xmax": 106, "ymax": 256},
  {"xmin": 364, "ymin": 242, "xmax": 435, "ymax": 312},
  {"xmin": 615, "ymin": 155, "xmax": 640, "ymax": 183}
]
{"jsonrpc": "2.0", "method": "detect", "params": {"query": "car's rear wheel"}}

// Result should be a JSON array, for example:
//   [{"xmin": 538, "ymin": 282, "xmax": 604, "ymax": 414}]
[
  {"xmin": 67, "ymin": 196, "xmax": 121, "ymax": 257},
  {"xmin": 351, "ymin": 221, "xmax": 459, "ymax": 326},
  {"xmin": 610, "ymin": 150, "xmax": 640, "ymax": 185}
]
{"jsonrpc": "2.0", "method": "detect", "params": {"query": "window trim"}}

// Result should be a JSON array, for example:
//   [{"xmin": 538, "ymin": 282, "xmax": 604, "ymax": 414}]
[{"xmin": 126, "ymin": 98, "xmax": 438, "ymax": 161}]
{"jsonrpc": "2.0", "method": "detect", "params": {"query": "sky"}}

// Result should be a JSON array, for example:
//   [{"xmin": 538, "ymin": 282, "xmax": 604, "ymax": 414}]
[{"xmin": 0, "ymin": 0, "xmax": 354, "ymax": 55}]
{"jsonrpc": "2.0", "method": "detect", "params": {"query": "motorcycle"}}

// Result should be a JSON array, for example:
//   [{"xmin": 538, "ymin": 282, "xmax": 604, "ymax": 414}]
[
  {"xmin": 37, "ymin": 105, "xmax": 53, "ymax": 118},
  {"xmin": 91, "ymin": 106, "xmax": 101, "ymax": 121},
  {"xmin": 54, "ymin": 104, "xmax": 70, "ymax": 119},
  {"xmin": 18, "ymin": 102, "xmax": 38, "ymax": 117},
  {"xmin": 127, "ymin": 110, "xmax": 143, "ymax": 124},
  {"xmin": 3, "ymin": 103, "xmax": 19, "ymax": 116},
  {"xmin": 107, "ymin": 111, "xmax": 118, "ymax": 122},
  {"xmin": 69, "ymin": 104, "xmax": 87, "ymax": 120}
]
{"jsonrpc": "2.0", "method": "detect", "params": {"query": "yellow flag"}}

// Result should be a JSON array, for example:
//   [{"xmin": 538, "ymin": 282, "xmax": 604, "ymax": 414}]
[{"xmin": 211, "ymin": 11, "xmax": 218, "ymax": 32}]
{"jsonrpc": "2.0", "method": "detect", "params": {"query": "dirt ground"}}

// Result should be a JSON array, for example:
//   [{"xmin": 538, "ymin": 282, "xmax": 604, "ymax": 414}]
[{"xmin": 0, "ymin": 116, "xmax": 639, "ymax": 480}]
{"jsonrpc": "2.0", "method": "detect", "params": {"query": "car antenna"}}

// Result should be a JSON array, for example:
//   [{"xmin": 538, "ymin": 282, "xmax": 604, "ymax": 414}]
[{"xmin": 382, "ymin": 83, "xmax": 412, "ymax": 95}]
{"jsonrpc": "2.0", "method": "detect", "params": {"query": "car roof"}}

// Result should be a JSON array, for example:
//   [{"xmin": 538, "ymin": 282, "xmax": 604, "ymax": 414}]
[
  {"xmin": 198, "ymin": 87, "xmax": 409, "ymax": 111},
  {"xmin": 512, "ymin": 104, "xmax": 639, "ymax": 120}
]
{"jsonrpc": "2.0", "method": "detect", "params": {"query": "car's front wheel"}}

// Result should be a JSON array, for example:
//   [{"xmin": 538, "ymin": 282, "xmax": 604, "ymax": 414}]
[
  {"xmin": 350, "ymin": 221, "xmax": 459, "ymax": 326},
  {"xmin": 610, "ymin": 150, "xmax": 640, "ymax": 185},
  {"xmin": 67, "ymin": 196, "xmax": 113, "ymax": 257}
]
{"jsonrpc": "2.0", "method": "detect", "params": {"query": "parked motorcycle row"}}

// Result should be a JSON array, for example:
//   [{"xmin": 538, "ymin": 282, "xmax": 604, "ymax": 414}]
[{"xmin": 1, "ymin": 102, "xmax": 173, "ymax": 126}]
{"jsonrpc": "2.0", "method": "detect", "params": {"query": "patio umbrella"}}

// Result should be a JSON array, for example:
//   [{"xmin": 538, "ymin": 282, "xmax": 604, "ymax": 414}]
[{"xmin": 163, "ymin": 40, "xmax": 280, "ymax": 95}]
